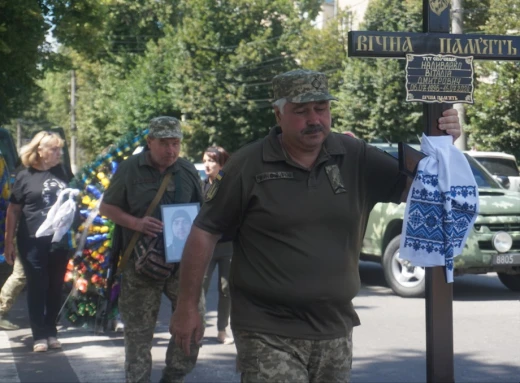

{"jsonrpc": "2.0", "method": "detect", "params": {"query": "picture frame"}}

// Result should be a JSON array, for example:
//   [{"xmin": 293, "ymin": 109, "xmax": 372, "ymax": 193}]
[{"xmin": 161, "ymin": 202, "xmax": 200, "ymax": 263}]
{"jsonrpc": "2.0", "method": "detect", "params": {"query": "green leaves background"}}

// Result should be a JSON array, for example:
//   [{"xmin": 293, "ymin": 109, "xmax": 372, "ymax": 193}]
[{"xmin": 2, "ymin": 0, "xmax": 519, "ymax": 163}]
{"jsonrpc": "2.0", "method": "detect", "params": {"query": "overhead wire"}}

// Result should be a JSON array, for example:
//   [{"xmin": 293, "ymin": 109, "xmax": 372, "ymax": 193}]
[
  {"xmin": 82, "ymin": 4, "xmax": 516, "ymax": 60},
  {"xmin": 41, "ymin": 2, "xmax": 518, "ymax": 112}
]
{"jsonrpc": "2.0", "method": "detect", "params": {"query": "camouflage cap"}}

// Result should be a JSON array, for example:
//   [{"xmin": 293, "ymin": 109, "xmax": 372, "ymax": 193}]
[
  {"xmin": 272, "ymin": 69, "xmax": 338, "ymax": 103},
  {"xmin": 148, "ymin": 116, "xmax": 183, "ymax": 139}
]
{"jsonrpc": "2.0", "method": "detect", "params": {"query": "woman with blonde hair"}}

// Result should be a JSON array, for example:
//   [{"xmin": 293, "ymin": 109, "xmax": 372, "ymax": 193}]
[
  {"xmin": 4, "ymin": 131, "xmax": 73, "ymax": 352},
  {"xmin": 201, "ymin": 146, "xmax": 234, "ymax": 344}
]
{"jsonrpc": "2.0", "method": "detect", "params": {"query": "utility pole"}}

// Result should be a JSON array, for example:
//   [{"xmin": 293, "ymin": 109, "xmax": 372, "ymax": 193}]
[
  {"xmin": 70, "ymin": 69, "xmax": 77, "ymax": 174},
  {"xmin": 452, "ymin": 0, "xmax": 467, "ymax": 150}
]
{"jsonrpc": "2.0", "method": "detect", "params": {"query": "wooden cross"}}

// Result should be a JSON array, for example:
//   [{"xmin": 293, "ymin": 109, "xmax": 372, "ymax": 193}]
[{"xmin": 348, "ymin": 1, "xmax": 520, "ymax": 382}]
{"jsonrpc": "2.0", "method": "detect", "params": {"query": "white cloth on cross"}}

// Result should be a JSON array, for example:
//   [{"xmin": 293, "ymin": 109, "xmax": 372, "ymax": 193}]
[{"xmin": 400, "ymin": 134, "xmax": 479, "ymax": 282}]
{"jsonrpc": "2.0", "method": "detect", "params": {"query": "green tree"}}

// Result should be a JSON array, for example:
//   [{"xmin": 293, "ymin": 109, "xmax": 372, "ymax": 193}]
[
  {"xmin": 463, "ymin": 0, "xmax": 492, "ymax": 34},
  {"xmin": 291, "ymin": 10, "xmax": 351, "ymax": 97},
  {"xmin": 45, "ymin": 0, "xmax": 181, "ymax": 68},
  {"xmin": 86, "ymin": 34, "xmax": 185, "ymax": 155},
  {"xmin": 335, "ymin": 0, "xmax": 423, "ymax": 142},
  {"xmin": 4, "ymin": 74, "xmax": 68, "ymax": 144},
  {"xmin": 334, "ymin": 0, "xmax": 493, "ymax": 142},
  {"xmin": 10, "ymin": 47, "xmax": 125, "ymax": 163},
  {"xmin": 465, "ymin": 0, "xmax": 520, "ymax": 158},
  {"xmin": 33, "ymin": 1, "xmax": 326, "ymax": 163},
  {"xmin": 0, "ymin": 0, "xmax": 49, "ymax": 123},
  {"xmin": 160, "ymin": 0, "xmax": 323, "ymax": 159}
]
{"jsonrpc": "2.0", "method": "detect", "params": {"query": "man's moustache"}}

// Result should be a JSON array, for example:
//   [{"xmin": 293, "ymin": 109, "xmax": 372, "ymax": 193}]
[{"xmin": 302, "ymin": 125, "xmax": 325, "ymax": 135}]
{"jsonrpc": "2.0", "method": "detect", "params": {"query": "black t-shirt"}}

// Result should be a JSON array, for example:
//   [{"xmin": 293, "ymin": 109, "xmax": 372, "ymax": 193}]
[
  {"xmin": 194, "ymin": 128, "xmax": 405, "ymax": 339},
  {"xmin": 10, "ymin": 165, "xmax": 71, "ymax": 238}
]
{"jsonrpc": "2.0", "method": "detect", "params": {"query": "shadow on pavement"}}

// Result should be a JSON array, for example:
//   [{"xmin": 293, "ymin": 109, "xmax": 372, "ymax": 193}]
[
  {"xmin": 359, "ymin": 261, "xmax": 519, "ymax": 302},
  {"xmin": 352, "ymin": 348, "xmax": 519, "ymax": 383}
]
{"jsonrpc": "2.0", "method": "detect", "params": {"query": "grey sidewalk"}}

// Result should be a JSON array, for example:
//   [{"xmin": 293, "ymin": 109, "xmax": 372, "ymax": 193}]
[{"xmin": 0, "ymin": 273, "xmax": 240, "ymax": 383}]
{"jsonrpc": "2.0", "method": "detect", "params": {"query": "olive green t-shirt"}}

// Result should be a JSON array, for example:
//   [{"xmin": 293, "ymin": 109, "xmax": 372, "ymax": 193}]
[
  {"xmin": 103, "ymin": 151, "xmax": 203, "ymax": 245},
  {"xmin": 194, "ymin": 127, "xmax": 405, "ymax": 339}
]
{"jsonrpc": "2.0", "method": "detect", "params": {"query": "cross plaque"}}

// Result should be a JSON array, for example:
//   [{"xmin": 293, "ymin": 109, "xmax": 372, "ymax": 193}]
[{"xmin": 348, "ymin": 1, "xmax": 520, "ymax": 382}]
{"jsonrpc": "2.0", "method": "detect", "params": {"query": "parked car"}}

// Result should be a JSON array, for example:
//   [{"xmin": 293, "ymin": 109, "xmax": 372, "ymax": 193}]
[
  {"xmin": 466, "ymin": 151, "xmax": 520, "ymax": 192},
  {"xmin": 361, "ymin": 144, "xmax": 520, "ymax": 297}
]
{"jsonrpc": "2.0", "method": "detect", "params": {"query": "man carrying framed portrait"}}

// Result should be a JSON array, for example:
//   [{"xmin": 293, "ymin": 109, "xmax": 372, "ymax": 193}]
[{"xmin": 99, "ymin": 116, "xmax": 204, "ymax": 383}]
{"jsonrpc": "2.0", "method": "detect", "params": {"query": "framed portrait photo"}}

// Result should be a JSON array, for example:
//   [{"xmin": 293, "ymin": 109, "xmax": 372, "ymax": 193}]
[{"xmin": 161, "ymin": 203, "xmax": 200, "ymax": 263}]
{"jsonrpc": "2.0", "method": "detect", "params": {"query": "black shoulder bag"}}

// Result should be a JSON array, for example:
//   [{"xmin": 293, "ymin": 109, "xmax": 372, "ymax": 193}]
[{"xmin": 117, "ymin": 173, "xmax": 176, "ymax": 281}]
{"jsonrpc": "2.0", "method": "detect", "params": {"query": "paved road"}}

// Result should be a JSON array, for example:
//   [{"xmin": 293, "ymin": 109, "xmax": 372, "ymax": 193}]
[
  {"xmin": 353, "ymin": 263, "xmax": 519, "ymax": 383},
  {"xmin": 1, "ymin": 262, "xmax": 518, "ymax": 382}
]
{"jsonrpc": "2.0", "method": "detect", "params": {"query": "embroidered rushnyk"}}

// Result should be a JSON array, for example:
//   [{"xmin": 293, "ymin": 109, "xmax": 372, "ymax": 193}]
[{"xmin": 400, "ymin": 134, "xmax": 479, "ymax": 282}]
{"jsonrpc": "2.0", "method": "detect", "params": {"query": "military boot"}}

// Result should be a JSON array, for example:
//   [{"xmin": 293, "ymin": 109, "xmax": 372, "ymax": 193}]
[{"xmin": 0, "ymin": 315, "xmax": 19, "ymax": 330}]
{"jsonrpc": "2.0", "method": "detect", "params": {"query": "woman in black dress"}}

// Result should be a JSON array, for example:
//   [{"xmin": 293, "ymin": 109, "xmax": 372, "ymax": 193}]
[
  {"xmin": 4, "ymin": 131, "xmax": 72, "ymax": 352},
  {"xmin": 201, "ymin": 146, "xmax": 234, "ymax": 344}
]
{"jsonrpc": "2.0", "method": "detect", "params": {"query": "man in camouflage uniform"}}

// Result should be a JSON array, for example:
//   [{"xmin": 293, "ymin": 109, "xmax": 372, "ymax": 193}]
[
  {"xmin": 0, "ymin": 252, "xmax": 26, "ymax": 330},
  {"xmin": 99, "ymin": 117, "xmax": 204, "ymax": 383},
  {"xmin": 170, "ymin": 70, "xmax": 462, "ymax": 382}
]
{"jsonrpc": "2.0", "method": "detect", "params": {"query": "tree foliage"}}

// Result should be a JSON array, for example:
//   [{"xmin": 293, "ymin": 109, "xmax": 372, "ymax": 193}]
[
  {"xmin": 0, "ymin": 0, "xmax": 49, "ymax": 123},
  {"xmin": 465, "ymin": 0, "xmax": 520, "ymax": 158},
  {"xmin": 45, "ymin": 0, "xmax": 181, "ymax": 68},
  {"xmin": 334, "ymin": 0, "xmax": 496, "ymax": 143},
  {"xmin": 146, "ymin": 0, "xmax": 324, "ymax": 160},
  {"xmin": 115, "ymin": 0, "xmax": 320, "ymax": 159},
  {"xmin": 462, "ymin": 0, "xmax": 492, "ymax": 34},
  {"xmin": 334, "ymin": 0, "xmax": 423, "ymax": 142},
  {"xmin": 26, "ymin": 0, "xmax": 327, "ymax": 162},
  {"xmin": 6, "ymin": 0, "xmax": 520, "ymax": 166},
  {"xmin": 291, "ymin": 10, "xmax": 351, "ymax": 98}
]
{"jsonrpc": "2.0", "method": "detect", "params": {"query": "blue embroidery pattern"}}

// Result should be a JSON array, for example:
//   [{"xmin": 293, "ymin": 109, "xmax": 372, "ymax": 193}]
[{"xmin": 403, "ymin": 171, "xmax": 478, "ymax": 277}]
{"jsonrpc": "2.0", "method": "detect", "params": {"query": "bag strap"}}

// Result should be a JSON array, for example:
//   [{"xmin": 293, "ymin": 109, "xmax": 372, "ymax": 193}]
[{"xmin": 116, "ymin": 172, "xmax": 173, "ymax": 276}]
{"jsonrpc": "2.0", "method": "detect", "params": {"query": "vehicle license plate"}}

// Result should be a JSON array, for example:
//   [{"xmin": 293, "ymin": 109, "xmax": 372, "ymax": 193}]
[{"xmin": 492, "ymin": 253, "xmax": 520, "ymax": 265}]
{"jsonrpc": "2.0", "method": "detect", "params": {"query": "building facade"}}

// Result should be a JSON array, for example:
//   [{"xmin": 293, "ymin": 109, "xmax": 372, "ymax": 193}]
[{"xmin": 315, "ymin": 0, "xmax": 368, "ymax": 30}]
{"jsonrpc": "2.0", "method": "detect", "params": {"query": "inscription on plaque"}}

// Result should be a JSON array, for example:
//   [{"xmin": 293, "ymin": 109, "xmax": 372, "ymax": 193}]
[
  {"xmin": 348, "ymin": 32, "xmax": 520, "ymax": 60},
  {"xmin": 405, "ymin": 54, "xmax": 474, "ymax": 104}
]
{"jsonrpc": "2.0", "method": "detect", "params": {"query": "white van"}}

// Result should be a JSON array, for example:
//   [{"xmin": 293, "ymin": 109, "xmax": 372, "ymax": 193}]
[{"xmin": 466, "ymin": 151, "xmax": 520, "ymax": 192}]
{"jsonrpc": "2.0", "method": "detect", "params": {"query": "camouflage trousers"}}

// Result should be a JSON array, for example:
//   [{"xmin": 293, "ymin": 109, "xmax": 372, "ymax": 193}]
[
  {"xmin": 0, "ymin": 252, "xmax": 26, "ymax": 316},
  {"xmin": 119, "ymin": 258, "xmax": 206, "ymax": 383},
  {"xmin": 233, "ymin": 329, "xmax": 353, "ymax": 383}
]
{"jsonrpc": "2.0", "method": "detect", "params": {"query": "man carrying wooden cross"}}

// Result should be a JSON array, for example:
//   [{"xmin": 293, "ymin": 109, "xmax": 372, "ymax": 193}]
[{"xmin": 170, "ymin": 69, "xmax": 461, "ymax": 383}]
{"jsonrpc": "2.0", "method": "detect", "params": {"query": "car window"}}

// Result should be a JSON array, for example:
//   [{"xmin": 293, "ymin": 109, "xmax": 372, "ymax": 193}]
[
  {"xmin": 464, "ymin": 154, "xmax": 503, "ymax": 189},
  {"xmin": 472, "ymin": 157, "xmax": 520, "ymax": 177}
]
